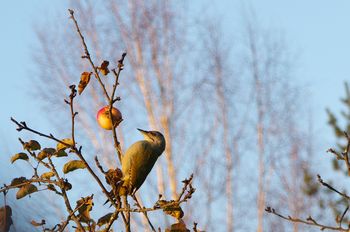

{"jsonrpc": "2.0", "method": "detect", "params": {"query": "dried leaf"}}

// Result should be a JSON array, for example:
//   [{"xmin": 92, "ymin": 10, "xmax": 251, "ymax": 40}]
[
  {"xmin": 165, "ymin": 221, "xmax": 190, "ymax": 232},
  {"xmin": 41, "ymin": 172, "xmax": 55, "ymax": 179},
  {"xmin": 54, "ymin": 150, "xmax": 68, "ymax": 157},
  {"xmin": 37, "ymin": 148, "xmax": 56, "ymax": 160},
  {"xmin": 30, "ymin": 219, "xmax": 45, "ymax": 227},
  {"xmin": 99, "ymin": 60, "xmax": 110, "ymax": 75},
  {"xmin": 16, "ymin": 184, "xmax": 38, "ymax": 199},
  {"xmin": 97, "ymin": 212, "xmax": 114, "ymax": 226},
  {"xmin": 0, "ymin": 205, "xmax": 13, "ymax": 232},
  {"xmin": 76, "ymin": 196, "xmax": 94, "ymax": 223},
  {"xmin": 57, "ymin": 138, "xmax": 74, "ymax": 151},
  {"xmin": 10, "ymin": 153, "xmax": 29, "ymax": 163},
  {"xmin": 63, "ymin": 160, "xmax": 86, "ymax": 174},
  {"xmin": 47, "ymin": 184, "xmax": 58, "ymax": 192},
  {"xmin": 23, "ymin": 140, "xmax": 41, "ymax": 151},
  {"xmin": 158, "ymin": 200, "xmax": 184, "ymax": 219},
  {"xmin": 58, "ymin": 180, "xmax": 72, "ymax": 191},
  {"xmin": 78, "ymin": 72, "xmax": 92, "ymax": 95},
  {"xmin": 10, "ymin": 177, "xmax": 27, "ymax": 187},
  {"xmin": 105, "ymin": 168, "xmax": 123, "ymax": 186}
]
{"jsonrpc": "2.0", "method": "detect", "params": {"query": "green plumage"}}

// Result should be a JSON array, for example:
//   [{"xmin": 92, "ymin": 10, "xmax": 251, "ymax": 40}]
[{"xmin": 121, "ymin": 129, "xmax": 165, "ymax": 195}]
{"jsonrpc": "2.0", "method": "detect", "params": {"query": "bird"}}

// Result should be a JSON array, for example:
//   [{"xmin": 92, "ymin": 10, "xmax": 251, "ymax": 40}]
[{"xmin": 120, "ymin": 128, "xmax": 166, "ymax": 196}]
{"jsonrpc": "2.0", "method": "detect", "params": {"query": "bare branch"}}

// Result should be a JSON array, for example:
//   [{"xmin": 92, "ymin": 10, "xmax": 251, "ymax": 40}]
[
  {"xmin": 317, "ymin": 175, "xmax": 350, "ymax": 200},
  {"xmin": 265, "ymin": 207, "xmax": 348, "ymax": 231}
]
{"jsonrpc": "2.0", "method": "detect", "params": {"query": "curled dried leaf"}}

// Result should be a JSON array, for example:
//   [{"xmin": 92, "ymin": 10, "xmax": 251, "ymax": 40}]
[
  {"xmin": 99, "ymin": 60, "xmax": 110, "ymax": 75},
  {"xmin": 10, "ymin": 177, "xmax": 27, "ymax": 187},
  {"xmin": 41, "ymin": 172, "xmax": 55, "ymax": 179},
  {"xmin": 105, "ymin": 168, "xmax": 123, "ymax": 186},
  {"xmin": 54, "ymin": 150, "xmax": 68, "ymax": 157},
  {"xmin": 157, "ymin": 200, "xmax": 184, "ymax": 219},
  {"xmin": 37, "ymin": 148, "xmax": 56, "ymax": 160},
  {"xmin": 47, "ymin": 184, "xmax": 59, "ymax": 193},
  {"xmin": 16, "ymin": 184, "xmax": 38, "ymax": 199},
  {"xmin": 165, "ymin": 221, "xmax": 190, "ymax": 232},
  {"xmin": 0, "ymin": 205, "xmax": 13, "ymax": 232},
  {"xmin": 97, "ymin": 212, "xmax": 114, "ymax": 227},
  {"xmin": 76, "ymin": 196, "xmax": 94, "ymax": 223},
  {"xmin": 30, "ymin": 219, "xmax": 45, "ymax": 227},
  {"xmin": 63, "ymin": 160, "xmax": 86, "ymax": 174},
  {"xmin": 23, "ymin": 140, "xmax": 41, "ymax": 151},
  {"xmin": 57, "ymin": 138, "xmax": 74, "ymax": 151},
  {"xmin": 58, "ymin": 180, "xmax": 72, "ymax": 191},
  {"xmin": 10, "ymin": 153, "xmax": 29, "ymax": 163},
  {"xmin": 78, "ymin": 72, "xmax": 92, "ymax": 95}
]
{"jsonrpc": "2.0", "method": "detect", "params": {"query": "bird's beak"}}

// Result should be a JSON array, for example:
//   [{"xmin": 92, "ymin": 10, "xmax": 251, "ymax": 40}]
[{"xmin": 137, "ymin": 128, "xmax": 149, "ymax": 135}]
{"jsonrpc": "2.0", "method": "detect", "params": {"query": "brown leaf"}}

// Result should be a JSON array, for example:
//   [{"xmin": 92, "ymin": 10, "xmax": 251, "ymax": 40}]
[
  {"xmin": 105, "ymin": 168, "xmax": 123, "ymax": 186},
  {"xmin": 158, "ymin": 200, "xmax": 184, "ymax": 219},
  {"xmin": 54, "ymin": 150, "xmax": 68, "ymax": 157},
  {"xmin": 78, "ymin": 72, "xmax": 92, "ymax": 95},
  {"xmin": 30, "ymin": 219, "xmax": 45, "ymax": 227},
  {"xmin": 23, "ymin": 140, "xmax": 41, "ymax": 151},
  {"xmin": 63, "ymin": 160, "xmax": 86, "ymax": 174},
  {"xmin": 99, "ymin": 60, "xmax": 110, "ymax": 75},
  {"xmin": 58, "ymin": 180, "xmax": 72, "ymax": 191},
  {"xmin": 41, "ymin": 172, "xmax": 55, "ymax": 179},
  {"xmin": 10, "ymin": 177, "xmax": 27, "ymax": 187},
  {"xmin": 165, "ymin": 221, "xmax": 190, "ymax": 232},
  {"xmin": 76, "ymin": 196, "xmax": 94, "ymax": 223},
  {"xmin": 37, "ymin": 148, "xmax": 56, "ymax": 160},
  {"xmin": 10, "ymin": 153, "xmax": 29, "ymax": 163},
  {"xmin": 16, "ymin": 184, "xmax": 38, "ymax": 199},
  {"xmin": 0, "ymin": 205, "xmax": 13, "ymax": 232},
  {"xmin": 47, "ymin": 184, "xmax": 60, "ymax": 194},
  {"xmin": 57, "ymin": 138, "xmax": 74, "ymax": 151},
  {"xmin": 97, "ymin": 212, "xmax": 114, "ymax": 226}
]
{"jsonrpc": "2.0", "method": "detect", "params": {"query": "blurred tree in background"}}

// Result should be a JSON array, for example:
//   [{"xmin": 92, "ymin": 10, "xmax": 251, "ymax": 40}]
[
  {"xmin": 266, "ymin": 83, "xmax": 350, "ymax": 231},
  {"xmin": 0, "ymin": 1, "xmax": 323, "ymax": 231}
]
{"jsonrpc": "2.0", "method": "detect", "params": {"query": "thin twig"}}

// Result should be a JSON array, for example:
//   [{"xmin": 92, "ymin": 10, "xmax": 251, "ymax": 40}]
[
  {"xmin": 47, "ymin": 156, "xmax": 84, "ymax": 231},
  {"xmin": 110, "ymin": 53, "xmax": 126, "ymax": 164},
  {"xmin": 95, "ymin": 156, "xmax": 107, "ymax": 174},
  {"xmin": 132, "ymin": 195, "xmax": 156, "ymax": 232},
  {"xmin": 122, "ymin": 195, "xmax": 131, "ymax": 232},
  {"xmin": 17, "ymin": 137, "xmax": 51, "ymax": 169},
  {"xmin": 103, "ymin": 212, "xmax": 118, "ymax": 232},
  {"xmin": 338, "ymin": 206, "xmax": 349, "ymax": 228},
  {"xmin": 60, "ymin": 195, "xmax": 93, "ymax": 231},
  {"xmin": 68, "ymin": 9, "xmax": 110, "ymax": 101},
  {"xmin": 0, "ymin": 179, "xmax": 59, "ymax": 194},
  {"xmin": 317, "ymin": 175, "xmax": 350, "ymax": 200},
  {"xmin": 343, "ymin": 132, "xmax": 350, "ymax": 176},
  {"xmin": 265, "ymin": 207, "xmax": 348, "ymax": 231}
]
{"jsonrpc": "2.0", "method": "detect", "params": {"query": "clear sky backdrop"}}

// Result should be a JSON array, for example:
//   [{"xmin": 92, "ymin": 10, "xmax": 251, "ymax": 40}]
[{"xmin": 1, "ymin": 0, "xmax": 349, "ymax": 155}]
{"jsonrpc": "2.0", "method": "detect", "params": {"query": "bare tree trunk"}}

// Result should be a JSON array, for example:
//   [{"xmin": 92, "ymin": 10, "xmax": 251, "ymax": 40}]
[{"xmin": 246, "ymin": 17, "xmax": 265, "ymax": 232}]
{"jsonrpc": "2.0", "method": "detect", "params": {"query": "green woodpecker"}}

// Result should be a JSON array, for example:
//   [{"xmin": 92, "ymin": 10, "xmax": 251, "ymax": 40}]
[{"xmin": 121, "ymin": 128, "xmax": 166, "ymax": 195}]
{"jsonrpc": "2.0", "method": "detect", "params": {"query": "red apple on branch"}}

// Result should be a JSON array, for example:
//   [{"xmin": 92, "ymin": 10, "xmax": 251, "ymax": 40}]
[{"xmin": 96, "ymin": 106, "xmax": 122, "ymax": 130}]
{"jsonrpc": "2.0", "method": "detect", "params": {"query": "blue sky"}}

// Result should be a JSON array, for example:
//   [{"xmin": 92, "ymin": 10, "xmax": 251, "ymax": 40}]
[
  {"xmin": 1, "ymin": 1, "xmax": 349, "ymax": 141},
  {"xmin": 0, "ymin": 1, "xmax": 349, "ymax": 167},
  {"xmin": 0, "ymin": 1, "xmax": 349, "ymax": 231}
]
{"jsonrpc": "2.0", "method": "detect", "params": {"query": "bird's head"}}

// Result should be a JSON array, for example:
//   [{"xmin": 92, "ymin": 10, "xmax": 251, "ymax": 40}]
[{"xmin": 137, "ymin": 128, "xmax": 166, "ymax": 153}]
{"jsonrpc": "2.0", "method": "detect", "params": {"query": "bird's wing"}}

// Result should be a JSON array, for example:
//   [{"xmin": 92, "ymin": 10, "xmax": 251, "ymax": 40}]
[{"xmin": 122, "ymin": 141, "xmax": 157, "ymax": 191}]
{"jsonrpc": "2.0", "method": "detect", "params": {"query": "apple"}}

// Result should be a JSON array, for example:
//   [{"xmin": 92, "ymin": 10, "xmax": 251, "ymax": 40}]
[{"xmin": 97, "ymin": 106, "xmax": 122, "ymax": 130}]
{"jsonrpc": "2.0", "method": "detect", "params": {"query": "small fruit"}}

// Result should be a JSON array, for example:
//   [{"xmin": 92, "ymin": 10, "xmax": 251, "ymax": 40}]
[{"xmin": 97, "ymin": 106, "xmax": 122, "ymax": 130}]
